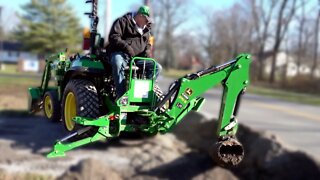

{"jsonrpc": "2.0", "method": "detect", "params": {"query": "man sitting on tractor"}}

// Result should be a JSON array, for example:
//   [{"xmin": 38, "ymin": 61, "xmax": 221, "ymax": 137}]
[{"xmin": 106, "ymin": 5, "xmax": 162, "ymax": 99}]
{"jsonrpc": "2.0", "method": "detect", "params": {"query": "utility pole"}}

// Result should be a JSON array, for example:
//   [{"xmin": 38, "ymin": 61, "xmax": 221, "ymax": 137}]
[{"xmin": 104, "ymin": 0, "xmax": 111, "ymax": 44}]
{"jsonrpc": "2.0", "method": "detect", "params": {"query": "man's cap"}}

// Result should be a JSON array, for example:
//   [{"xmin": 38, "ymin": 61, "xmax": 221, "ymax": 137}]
[{"xmin": 138, "ymin": 5, "xmax": 152, "ymax": 23}]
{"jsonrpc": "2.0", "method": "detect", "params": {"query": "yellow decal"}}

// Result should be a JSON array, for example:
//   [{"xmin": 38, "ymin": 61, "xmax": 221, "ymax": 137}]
[
  {"xmin": 185, "ymin": 88, "xmax": 193, "ymax": 96},
  {"xmin": 178, "ymin": 96, "xmax": 187, "ymax": 104}
]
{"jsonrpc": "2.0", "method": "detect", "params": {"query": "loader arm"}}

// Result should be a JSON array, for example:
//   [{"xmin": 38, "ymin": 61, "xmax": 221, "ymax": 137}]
[{"xmin": 28, "ymin": 53, "xmax": 66, "ymax": 113}]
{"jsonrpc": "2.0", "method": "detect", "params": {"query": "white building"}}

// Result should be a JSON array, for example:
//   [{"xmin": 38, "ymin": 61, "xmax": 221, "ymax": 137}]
[
  {"xmin": 0, "ymin": 41, "xmax": 38, "ymax": 63},
  {"xmin": 0, "ymin": 41, "xmax": 40, "ymax": 72},
  {"xmin": 264, "ymin": 51, "xmax": 320, "ymax": 78}
]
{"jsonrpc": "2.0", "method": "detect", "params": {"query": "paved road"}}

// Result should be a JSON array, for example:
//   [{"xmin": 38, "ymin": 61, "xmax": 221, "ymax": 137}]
[{"xmin": 158, "ymin": 76, "xmax": 320, "ymax": 160}]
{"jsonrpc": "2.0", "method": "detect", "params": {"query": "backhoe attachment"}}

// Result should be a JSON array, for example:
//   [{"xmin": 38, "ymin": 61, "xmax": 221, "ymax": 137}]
[
  {"xmin": 47, "ymin": 54, "xmax": 251, "ymax": 167},
  {"xmin": 152, "ymin": 53, "xmax": 251, "ymax": 166}
]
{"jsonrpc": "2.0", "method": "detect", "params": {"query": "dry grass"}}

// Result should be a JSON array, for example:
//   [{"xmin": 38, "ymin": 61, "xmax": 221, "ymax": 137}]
[
  {"xmin": 0, "ymin": 170, "xmax": 53, "ymax": 180},
  {"xmin": 0, "ymin": 76, "xmax": 41, "ymax": 111}
]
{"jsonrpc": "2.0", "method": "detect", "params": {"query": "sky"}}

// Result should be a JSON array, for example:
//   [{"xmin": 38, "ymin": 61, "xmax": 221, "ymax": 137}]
[{"xmin": 0, "ymin": 0, "xmax": 236, "ymax": 36}]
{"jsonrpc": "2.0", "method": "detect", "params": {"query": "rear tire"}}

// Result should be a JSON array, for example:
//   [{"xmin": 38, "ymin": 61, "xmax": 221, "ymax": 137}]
[
  {"xmin": 62, "ymin": 79, "xmax": 100, "ymax": 132},
  {"xmin": 43, "ymin": 90, "xmax": 61, "ymax": 122}
]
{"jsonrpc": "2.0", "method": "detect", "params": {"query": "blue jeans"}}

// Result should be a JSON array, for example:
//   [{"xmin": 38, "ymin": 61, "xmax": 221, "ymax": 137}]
[{"xmin": 110, "ymin": 52, "xmax": 162, "ymax": 97}]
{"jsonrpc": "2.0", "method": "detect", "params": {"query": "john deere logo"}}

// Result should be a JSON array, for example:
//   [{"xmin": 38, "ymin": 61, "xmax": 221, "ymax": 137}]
[{"xmin": 185, "ymin": 88, "xmax": 193, "ymax": 96}]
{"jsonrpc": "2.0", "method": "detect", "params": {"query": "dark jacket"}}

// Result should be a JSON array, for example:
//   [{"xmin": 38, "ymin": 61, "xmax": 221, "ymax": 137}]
[{"xmin": 106, "ymin": 13, "xmax": 151, "ymax": 58}]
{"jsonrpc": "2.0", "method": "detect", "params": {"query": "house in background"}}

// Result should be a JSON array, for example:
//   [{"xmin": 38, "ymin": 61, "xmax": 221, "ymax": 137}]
[
  {"xmin": 263, "ymin": 51, "xmax": 320, "ymax": 78},
  {"xmin": 178, "ymin": 53, "xmax": 205, "ymax": 71},
  {"xmin": 0, "ymin": 41, "xmax": 40, "ymax": 72}
]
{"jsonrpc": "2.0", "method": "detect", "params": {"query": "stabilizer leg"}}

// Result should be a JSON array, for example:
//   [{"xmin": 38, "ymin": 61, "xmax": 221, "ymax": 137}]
[{"xmin": 47, "ymin": 127, "xmax": 107, "ymax": 158}]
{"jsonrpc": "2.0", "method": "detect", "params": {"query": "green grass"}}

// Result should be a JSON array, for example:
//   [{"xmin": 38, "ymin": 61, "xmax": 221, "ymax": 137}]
[
  {"xmin": 0, "ymin": 64, "xmax": 18, "ymax": 73},
  {"xmin": 0, "ymin": 76, "xmax": 41, "ymax": 86},
  {"xmin": 247, "ymin": 85, "xmax": 320, "ymax": 106},
  {"xmin": 0, "ymin": 70, "xmax": 40, "ymax": 76},
  {"xmin": 0, "ymin": 64, "xmax": 40, "ymax": 76}
]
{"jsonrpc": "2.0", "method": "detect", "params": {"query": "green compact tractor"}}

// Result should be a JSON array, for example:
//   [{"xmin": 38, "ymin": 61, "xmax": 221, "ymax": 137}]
[{"xmin": 28, "ymin": 0, "xmax": 251, "ymax": 167}]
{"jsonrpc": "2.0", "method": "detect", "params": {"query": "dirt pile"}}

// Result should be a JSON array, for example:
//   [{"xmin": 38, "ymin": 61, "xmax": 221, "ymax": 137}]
[
  {"xmin": 0, "ymin": 168, "xmax": 53, "ymax": 180},
  {"xmin": 58, "ymin": 152, "xmax": 238, "ymax": 180},
  {"xmin": 173, "ymin": 112, "xmax": 320, "ymax": 180},
  {"xmin": 0, "ymin": 112, "xmax": 319, "ymax": 179},
  {"xmin": 59, "ymin": 159, "xmax": 122, "ymax": 180},
  {"xmin": 55, "ymin": 112, "xmax": 320, "ymax": 179}
]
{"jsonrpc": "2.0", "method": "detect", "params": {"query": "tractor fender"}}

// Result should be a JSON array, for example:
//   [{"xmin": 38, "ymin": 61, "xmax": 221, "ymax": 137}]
[{"xmin": 62, "ymin": 67, "xmax": 104, "ymax": 91}]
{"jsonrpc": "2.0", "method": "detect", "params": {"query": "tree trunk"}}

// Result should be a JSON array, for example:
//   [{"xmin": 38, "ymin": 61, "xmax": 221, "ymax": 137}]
[
  {"xmin": 296, "ymin": 1, "xmax": 307, "ymax": 76},
  {"xmin": 311, "ymin": 0, "xmax": 320, "ymax": 79},
  {"xmin": 257, "ymin": 46, "xmax": 265, "ymax": 81},
  {"xmin": 281, "ymin": 38, "xmax": 290, "ymax": 86},
  {"xmin": 297, "ymin": 18, "xmax": 304, "ymax": 76},
  {"xmin": 269, "ymin": 0, "xmax": 296, "ymax": 83}
]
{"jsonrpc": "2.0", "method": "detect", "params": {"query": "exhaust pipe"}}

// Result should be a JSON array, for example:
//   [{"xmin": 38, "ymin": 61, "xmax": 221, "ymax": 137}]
[{"xmin": 211, "ymin": 137, "xmax": 244, "ymax": 167}]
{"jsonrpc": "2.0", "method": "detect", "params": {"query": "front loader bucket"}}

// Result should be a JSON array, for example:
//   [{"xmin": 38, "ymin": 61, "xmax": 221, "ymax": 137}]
[{"xmin": 28, "ymin": 87, "xmax": 42, "ymax": 113}]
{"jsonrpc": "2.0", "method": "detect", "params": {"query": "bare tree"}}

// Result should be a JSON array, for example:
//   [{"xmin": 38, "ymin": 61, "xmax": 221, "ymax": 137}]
[
  {"xmin": 295, "ymin": 0, "xmax": 310, "ymax": 76},
  {"xmin": 281, "ymin": 33, "xmax": 292, "ymax": 86},
  {"xmin": 269, "ymin": 0, "xmax": 297, "ymax": 83},
  {"xmin": 200, "ymin": 8, "xmax": 216, "ymax": 65},
  {"xmin": 175, "ymin": 32, "xmax": 203, "ymax": 69},
  {"xmin": 249, "ymin": 0, "xmax": 277, "ymax": 80},
  {"xmin": 228, "ymin": 4, "xmax": 253, "ymax": 57},
  {"xmin": 200, "ymin": 3, "xmax": 253, "ymax": 65},
  {"xmin": 0, "ymin": 6, "xmax": 3, "ymax": 39},
  {"xmin": 152, "ymin": 0, "xmax": 189, "ymax": 70},
  {"xmin": 0, "ymin": 6, "xmax": 3, "ymax": 70},
  {"xmin": 311, "ymin": 0, "xmax": 320, "ymax": 78}
]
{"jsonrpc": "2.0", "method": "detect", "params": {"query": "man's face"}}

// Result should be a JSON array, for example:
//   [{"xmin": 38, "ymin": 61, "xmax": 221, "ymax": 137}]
[{"xmin": 136, "ymin": 14, "xmax": 148, "ymax": 27}]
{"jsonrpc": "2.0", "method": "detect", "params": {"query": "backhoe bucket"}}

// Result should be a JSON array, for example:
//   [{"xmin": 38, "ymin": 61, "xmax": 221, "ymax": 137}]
[
  {"xmin": 211, "ymin": 137, "xmax": 244, "ymax": 167},
  {"xmin": 28, "ymin": 87, "xmax": 42, "ymax": 113}
]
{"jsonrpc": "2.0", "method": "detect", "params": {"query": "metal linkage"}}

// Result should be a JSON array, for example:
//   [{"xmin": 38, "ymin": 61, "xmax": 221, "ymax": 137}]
[{"xmin": 186, "ymin": 59, "xmax": 236, "ymax": 80}]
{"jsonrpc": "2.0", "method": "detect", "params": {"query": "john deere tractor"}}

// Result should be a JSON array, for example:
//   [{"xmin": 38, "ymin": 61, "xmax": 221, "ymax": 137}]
[{"xmin": 28, "ymin": 0, "xmax": 251, "ymax": 167}]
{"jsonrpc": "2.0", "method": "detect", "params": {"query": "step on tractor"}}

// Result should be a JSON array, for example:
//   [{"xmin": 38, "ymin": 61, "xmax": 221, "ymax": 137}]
[{"xmin": 28, "ymin": 0, "xmax": 252, "ymax": 167}]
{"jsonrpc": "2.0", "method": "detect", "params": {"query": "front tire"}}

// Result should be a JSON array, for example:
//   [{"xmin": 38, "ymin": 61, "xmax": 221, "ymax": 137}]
[
  {"xmin": 43, "ymin": 90, "xmax": 61, "ymax": 122},
  {"xmin": 62, "ymin": 79, "xmax": 100, "ymax": 132}
]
